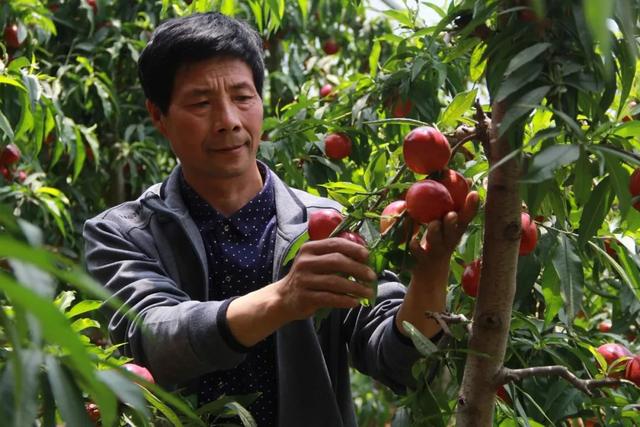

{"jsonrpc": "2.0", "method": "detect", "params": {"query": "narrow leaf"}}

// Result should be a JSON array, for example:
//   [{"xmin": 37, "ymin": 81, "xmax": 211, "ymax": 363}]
[
  {"xmin": 551, "ymin": 234, "xmax": 584, "ymax": 327},
  {"xmin": 504, "ymin": 43, "xmax": 551, "ymax": 76},
  {"xmin": 521, "ymin": 145, "xmax": 580, "ymax": 183},
  {"xmin": 439, "ymin": 89, "xmax": 477, "ymax": 128}
]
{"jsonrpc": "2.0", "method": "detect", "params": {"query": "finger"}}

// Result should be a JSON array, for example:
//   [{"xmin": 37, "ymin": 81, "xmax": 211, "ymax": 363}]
[
  {"xmin": 306, "ymin": 275, "xmax": 374, "ymax": 300},
  {"xmin": 441, "ymin": 211, "xmax": 461, "ymax": 246},
  {"xmin": 425, "ymin": 219, "xmax": 444, "ymax": 248},
  {"xmin": 307, "ymin": 252, "xmax": 377, "ymax": 283},
  {"xmin": 310, "ymin": 291, "xmax": 362, "ymax": 310},
  {"xmin": 304, "ymin": 237, "xmax": 369, "ymax": 263},
  {"xmin": 458, "ymin": 191, "xmax": 480, "ymax": 225}
]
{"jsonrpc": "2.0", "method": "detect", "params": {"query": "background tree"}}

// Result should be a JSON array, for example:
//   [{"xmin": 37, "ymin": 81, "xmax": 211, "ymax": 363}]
[{"xmin": 1, "ymin": 0, "xmax": 640, "ymax": 426}]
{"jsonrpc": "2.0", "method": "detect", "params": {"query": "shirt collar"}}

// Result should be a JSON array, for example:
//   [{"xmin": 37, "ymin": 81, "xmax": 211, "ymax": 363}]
[{"xmin": 179, "ymin": 161, "xmax": 275, "ymax": 236}]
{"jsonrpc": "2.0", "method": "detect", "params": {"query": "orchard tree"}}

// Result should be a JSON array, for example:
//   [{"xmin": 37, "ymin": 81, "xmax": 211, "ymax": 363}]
[{"xmin": 2, "ymin": 0, "xmax": 640, "ymax": 426}]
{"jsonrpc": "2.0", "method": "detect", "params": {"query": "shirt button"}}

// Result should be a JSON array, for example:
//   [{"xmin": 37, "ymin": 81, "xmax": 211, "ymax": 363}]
[
  {"xmin": 223, "ymin": 224, "xmax": 230, "ymax": 232},
  {"xmin": 224, "ymin": 275, "xmax": 231, "ymax": 282}
]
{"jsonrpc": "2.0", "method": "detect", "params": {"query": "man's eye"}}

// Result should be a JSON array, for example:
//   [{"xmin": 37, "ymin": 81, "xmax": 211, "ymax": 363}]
[
  {"xmin": 235, "ymin": 95, "xmax": 254, "ymax": 102},
  {"xmin": 191, "ymin": 101, "xmax": 209, "ymax": 107}
]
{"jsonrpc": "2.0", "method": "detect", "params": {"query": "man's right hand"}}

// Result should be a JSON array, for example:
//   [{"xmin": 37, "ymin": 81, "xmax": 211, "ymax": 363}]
[
  {"xmin": 226, "ymin": 238, "xmax": 375, "ymax": 347},
  {"xmin": 274, "ymin": 237, "xmax": 376, "ymax": 321}
]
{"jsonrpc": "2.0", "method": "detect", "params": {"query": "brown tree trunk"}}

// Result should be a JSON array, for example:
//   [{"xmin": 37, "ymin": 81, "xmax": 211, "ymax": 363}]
[{"xmin": 455, "ymin": 101, "xmax": 522, "ymax": 426}]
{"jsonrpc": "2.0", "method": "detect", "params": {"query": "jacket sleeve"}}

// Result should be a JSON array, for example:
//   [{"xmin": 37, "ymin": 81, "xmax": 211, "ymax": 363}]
[
  {"xmin": 83, "ymin": 215, "xmax": 248, "ymax": 386},
  {"xmin": 342, "ymin": 270, "xmax": 423, "ymax": 393}
]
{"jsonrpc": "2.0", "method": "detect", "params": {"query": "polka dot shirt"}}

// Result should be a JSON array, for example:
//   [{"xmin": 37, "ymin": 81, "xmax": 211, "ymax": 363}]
[{"xmin": 179, "ymin": 163, "xmax": 278, "ymax": 427}]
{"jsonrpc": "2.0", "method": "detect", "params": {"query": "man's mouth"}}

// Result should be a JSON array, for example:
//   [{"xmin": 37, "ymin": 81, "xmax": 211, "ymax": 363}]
[{"xmin": 209, "ymin": 142, "xmax": 247, "ymax": 153}]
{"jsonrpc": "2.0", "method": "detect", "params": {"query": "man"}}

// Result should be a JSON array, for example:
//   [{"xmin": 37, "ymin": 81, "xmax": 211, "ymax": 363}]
[{"xmin": 83, "ymin": 12, "xmax": 478, "ymax": 427}]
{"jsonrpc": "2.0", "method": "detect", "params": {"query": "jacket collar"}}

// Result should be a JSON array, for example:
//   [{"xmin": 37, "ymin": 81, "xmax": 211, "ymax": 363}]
[{"xmin": 141, "ymin": 163, "xmax": 310, "ymax": 281}]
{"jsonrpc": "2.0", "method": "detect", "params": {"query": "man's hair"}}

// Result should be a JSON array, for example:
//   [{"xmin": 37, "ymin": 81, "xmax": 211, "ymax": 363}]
[{"xmin": 138, "ymin": 12, "xmax": 264, "ymax": 114}]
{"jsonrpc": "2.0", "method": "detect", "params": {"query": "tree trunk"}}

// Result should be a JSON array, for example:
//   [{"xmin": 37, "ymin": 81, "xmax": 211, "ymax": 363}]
[{"xmin": 455, "ymin": 101, "xmax": 522, "ymax": 426}]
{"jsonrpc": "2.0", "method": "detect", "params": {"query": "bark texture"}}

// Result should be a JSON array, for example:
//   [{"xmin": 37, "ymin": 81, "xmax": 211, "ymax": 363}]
[{"xmin": 455, "ymin": 101, "xmax": 522, "ymax": 426}]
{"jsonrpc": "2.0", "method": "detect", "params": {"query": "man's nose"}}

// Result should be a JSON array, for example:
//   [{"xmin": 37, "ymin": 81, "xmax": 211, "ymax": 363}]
[{"xmin": 212, "ymin": 99, "xmax": 241, "ymax": 133}]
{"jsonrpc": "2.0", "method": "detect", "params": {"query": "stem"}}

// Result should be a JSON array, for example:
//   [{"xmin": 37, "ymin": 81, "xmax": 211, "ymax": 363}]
[{"xmin": 498, "ymin": 366, "xmax": 623, "ymax": 396}]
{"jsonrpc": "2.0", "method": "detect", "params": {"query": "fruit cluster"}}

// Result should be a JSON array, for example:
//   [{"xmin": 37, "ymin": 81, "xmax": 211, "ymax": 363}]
[
  {"xmin": 0, "ymin": 144, "xmax": 25, "ymax": 183},
  {"xmin": 596, "ymin": 342, "xmax": 640, "ymax": 386}
]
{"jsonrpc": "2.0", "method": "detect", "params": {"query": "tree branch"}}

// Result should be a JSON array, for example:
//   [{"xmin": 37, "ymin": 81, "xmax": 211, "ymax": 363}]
[
  {"xmin": 425, "ymin": 311, "xmax": 472, "ymax": 335},
  {"xmin": 498, "ymin": 366, "xmax": 623, "ymax": 396}
]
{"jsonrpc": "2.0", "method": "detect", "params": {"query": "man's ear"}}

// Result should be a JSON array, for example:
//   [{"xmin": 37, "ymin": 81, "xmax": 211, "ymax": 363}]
[{"xmin": 146, "ymin": 100, "xmax": 167, "ymax": 136}]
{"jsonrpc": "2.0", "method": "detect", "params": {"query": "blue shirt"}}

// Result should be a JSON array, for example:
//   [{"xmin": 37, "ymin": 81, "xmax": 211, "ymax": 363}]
[{"xmin": 180, "ymin": 162, "xmax": 278, "ymax": 426}]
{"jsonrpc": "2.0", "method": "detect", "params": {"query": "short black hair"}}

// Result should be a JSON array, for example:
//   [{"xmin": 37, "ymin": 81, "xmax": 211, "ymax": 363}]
[{"xmin": 138, "ymin": 12, "xmax": 264, "ymax": 114}]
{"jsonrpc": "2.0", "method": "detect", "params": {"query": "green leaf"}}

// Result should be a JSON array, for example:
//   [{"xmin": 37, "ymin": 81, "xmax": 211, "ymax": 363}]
[
  {"xmin": 583, "ymin": 0, "xmax": 614, "ymax": 59},
  {"xmin": 521, "ymin": 145, "xmax": 580, "ymax": 183},
  {"xmin": 612, "ymin": 121, "xmax": 640, "ymax": 139},
  {"xmin": 0, "ymin": 110, "xmax": 14, "ymax": 140},
  {"xmin": 496, "ymin": 62, "xmax": 543, "ymax": 102},
  {"xmin": 573, "ymin": 148, "xmax": 592, "ymax": 206},
  {"xmin": 504, "ymin": 43, "xmax": 551, "ymax": 76},
  {"xmin": 143, "ymin": 388, "xmax": 182, "ymax": 427},
  {"xmin": 540, "ymin": 265, "xmax": 562, "ymax": 329},
  {"xmin": 439, "ymin": 89, "xmax": 477, "ymax": 128},
  {"xmin": 577, "ymin": 177, "xmax": 614, "ymax": 248},
  {"xmin": 369, "ymin": 40, "xmax": 381, "ymax": 78},
  {"xmin": 282, "ymin": 232, "xmax": 309, "ymax": 267},
  {"xmin": 363, "ymin": 150, "xmax": 387, "ymax": 191},
  {"xmin": 499, "ymin": 86, "xmax": 550, "ymax": 137},
  {"xmin": 320, "ymin": 181, "xmax": 367, "ymax": 195},
  {"xmin": 604, "ymin": 154, "xmax": 631, "ymax": 218},
  {"xmin": 551, "ymin": 234, "xmax": 583, "ymax": 324},
  {"xmin": 401, "ymin": 321, "xmax": 438, "ymax": 357},
  {"xmin": 45, "ymin": 356, "xmax": 93, "ymax": 427},
  {"xmin": 66, "ymin": 300, "xmax": 103, "ymax": 318},
  {"xmin": 97, "ymin": 370, "xmax": 149, "ymax": 421},
  {"xmin": 225, "ymin": 401, "xmax": 257, "ymax": 427},
  {"xmin": 469, "ymin": 43, "xmax": 487, "ymax": 82}
]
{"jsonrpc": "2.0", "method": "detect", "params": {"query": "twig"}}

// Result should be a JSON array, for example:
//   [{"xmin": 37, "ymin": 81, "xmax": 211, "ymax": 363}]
[
  {"xmin": 473, "ymin": 99, "xmax": 491, "ymax": 157},
  {"xmin": 447, "ymin": 125, "xmax": 477, "ymax": 155},
  {"xmin": 425, "ymin": 311, "xmax": 472, "ymax": 335},
  {"xmin": 498, "ymin": 366, "xmax": 623, "ymax": 396}
]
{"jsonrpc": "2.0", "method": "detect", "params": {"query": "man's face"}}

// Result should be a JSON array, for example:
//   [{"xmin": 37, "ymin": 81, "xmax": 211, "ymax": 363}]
[{"xmin": 148, "ymin": 57, "xmax": 263, "ymax": 183}]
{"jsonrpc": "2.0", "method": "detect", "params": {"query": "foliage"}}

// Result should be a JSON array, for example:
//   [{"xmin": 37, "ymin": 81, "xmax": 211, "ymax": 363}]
[{"xmin": 1, "ymin": 0, "xmax": 640, "ymax": 425}]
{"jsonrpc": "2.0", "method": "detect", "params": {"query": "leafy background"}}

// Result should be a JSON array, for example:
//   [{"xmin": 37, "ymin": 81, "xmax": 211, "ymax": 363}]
[{"xmin": 0, "ymin": 0, "xmax": 639, "ymax": 425}]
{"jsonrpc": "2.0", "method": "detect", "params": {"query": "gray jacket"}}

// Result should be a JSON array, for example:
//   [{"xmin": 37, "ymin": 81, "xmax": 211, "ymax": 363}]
[{"xmin": 83, "ymin": 165, "xmax": 422, "ymax": 427}]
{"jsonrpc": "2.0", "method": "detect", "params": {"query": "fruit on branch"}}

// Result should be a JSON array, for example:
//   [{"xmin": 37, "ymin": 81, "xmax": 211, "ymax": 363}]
[
  {"xmin": 405, "ymin": 180, "xmax": 454, "ymax": 224},
  {"xmin": 123, "ymin": 363, "xmax": 155, "ymax": 384},
  {"xmin": 496, "ymin": 385, "xmax": 511, "ymax": 405},
  {"xmin": 597, "ymin": 321, "xmax": 612, "ymax": 333},
  {"xmin": 518, "ymin": 8, "xmax": 539, "ymax": 22},
  {"xmin": 519, "ymin": 212, "xmax": 538, "ymax": 256},
  {"xmin": 337, "ymin": 231, "xmax": 366, "ymax": 247},
  {"xmin": 629, "ymin": 168, "xmax": 640, "ymax": 211},
  {"xmin": 438, "ymin": 169, "xmax": 469, "ymax": 212},
  {"xmin": 308, "ymin": 209, "xmax": 344, "ymax": 241},
  {"xmin": 324, "ymin": 133, "xmax": 352, "ymax": 160},
  {"xmin": 322, "ymin": 39, "xmax": 339, "ymax": 55},
  {"xmin": 603, "ymin": 238, "xmax": 618, "ymax": 259},
  {"xmin": 0, "ymin": 144, "xmax": 21, "ymax": 166},
  {"xmin": 3, "ymin": 23, "xmax": 21, "ymax": 49},
  {"xmin": 625, "ymin": 354, "xmax": 640, "ymax": 386},
  {"xmin": 87, "ymin": 0, "xmax": 98, "ymax": 13},
  {"xmin": 461, "ymin": 259, "xmax": 481, "ymax": 297},
  {"xmin": 0, "ymin": 166, "xmax": 11, "ymax": 181},
  {"xmin": 403, "ymin": 126, "xmax": 451, "ymax": 174},
  {"xmin": 85, "ymin": 402, "xmax": 100, "ymax": 423},
  {"xmin": 596, "ymin": 343, "xmax": 632, "ymax": 378},
  {"xmin": 319, "ymin": 84, "xmax": 334, "ymax": 98},
  {"xmin": 391, "ymin": 98, "xmax": 412, "ymax": 118},
  {"xmin": 379, "ymin": 200, "xmax": 420, "ymax": 238}
]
